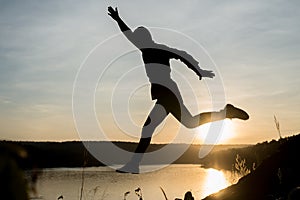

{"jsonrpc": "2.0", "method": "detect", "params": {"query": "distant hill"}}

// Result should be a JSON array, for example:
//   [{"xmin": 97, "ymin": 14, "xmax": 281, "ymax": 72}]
[
  {"xmin": 202, "ymin": 133, "xmax": 300, "ymax": 200},
  {"xmin": 199, "ymin": 137, "xmax": 284, "ymax": 171},
  {"xmin": 0, "ymin": 140, "xmax": 246, "ymax": 169}
]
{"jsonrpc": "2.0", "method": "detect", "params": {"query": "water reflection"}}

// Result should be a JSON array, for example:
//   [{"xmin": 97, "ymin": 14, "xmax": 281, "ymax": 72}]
[
  {"xmin": 32, "ymin": 165, "xmax": 232, "ymax": 199},
  {"xmin": 202, "ymin": 168, "xmax": 230, "ymax": 197}
]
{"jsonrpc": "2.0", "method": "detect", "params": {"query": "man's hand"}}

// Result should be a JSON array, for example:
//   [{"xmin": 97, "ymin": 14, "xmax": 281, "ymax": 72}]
[
  {"xmin": 108, "ymin": 6, "xmax": 120, "ymax": 21},
  {"xmin": 198, "ymin": 69, "xmax": 215, "ymax": 79}
]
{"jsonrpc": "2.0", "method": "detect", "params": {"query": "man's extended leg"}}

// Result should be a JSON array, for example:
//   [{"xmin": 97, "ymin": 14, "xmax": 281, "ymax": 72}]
[
  {"xmin": 116, "ymin": 103, "xmax": 168, "ymax": 173},
  {"xmin": 172, "ymin": 103, "xmax": 249, "ymax": 129}
]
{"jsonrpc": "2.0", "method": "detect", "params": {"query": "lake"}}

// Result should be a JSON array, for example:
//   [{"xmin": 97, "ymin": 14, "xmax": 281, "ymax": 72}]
[{"xmin": 27, "ymin": 164, "xmax": 233, "ymax": 200}]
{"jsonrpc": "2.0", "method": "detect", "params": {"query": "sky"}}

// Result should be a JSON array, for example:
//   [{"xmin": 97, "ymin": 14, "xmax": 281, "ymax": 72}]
[{"xmin": 0, "ymin": 0, "xmax": 300, "ymax": 144}]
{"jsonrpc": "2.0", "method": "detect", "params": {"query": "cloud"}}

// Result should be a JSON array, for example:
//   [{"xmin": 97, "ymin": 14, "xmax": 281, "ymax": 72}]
[{"xmin": 0, "ymin": 0, "xmax": 299, "ymax": 142}]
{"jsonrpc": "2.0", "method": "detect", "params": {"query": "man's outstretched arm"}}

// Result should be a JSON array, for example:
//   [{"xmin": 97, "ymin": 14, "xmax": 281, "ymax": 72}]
[
  {"xmin": 108, "ymin": 6, "xmax": 136, "ymax": 46},
  {"xmin": 168, "ymin": 46, "xmax": 215, "ymax": 79}
]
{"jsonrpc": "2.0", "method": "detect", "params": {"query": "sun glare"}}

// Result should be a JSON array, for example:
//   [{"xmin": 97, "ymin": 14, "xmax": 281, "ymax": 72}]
[{"xmin": 195, "ymin": 120, "xmax": 235, "ymax": 144}]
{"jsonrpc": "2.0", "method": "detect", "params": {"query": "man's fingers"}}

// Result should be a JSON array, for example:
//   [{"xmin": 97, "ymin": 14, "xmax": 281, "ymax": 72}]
[
  {"xmin": 108, "ymin": 6, "xmax": 115, "ymax": 13},
  {"xmin": 108, "ymin": 6, "xmax": 118, "ymax": 15}
]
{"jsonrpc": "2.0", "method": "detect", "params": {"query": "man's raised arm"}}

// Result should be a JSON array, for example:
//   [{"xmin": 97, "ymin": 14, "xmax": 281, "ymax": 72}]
[
  {"xmin": 166, "ymin": 46, "xmax": 215, "ymax": 80},
  {"xmin": 108, "ymin": 6, "xmax": 136, "ymax": 46}
]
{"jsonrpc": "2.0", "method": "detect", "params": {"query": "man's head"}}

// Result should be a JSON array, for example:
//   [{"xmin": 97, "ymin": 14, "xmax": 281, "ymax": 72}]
[{"xmin": 133, "ymin": 26, "xmax": 153, "ymax": 47}]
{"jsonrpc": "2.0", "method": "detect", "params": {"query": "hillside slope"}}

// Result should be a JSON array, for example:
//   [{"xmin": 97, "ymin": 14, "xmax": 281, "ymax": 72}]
[{"xmin": 202, "ymin": 134, "xmax": 300, "ymax": 200}]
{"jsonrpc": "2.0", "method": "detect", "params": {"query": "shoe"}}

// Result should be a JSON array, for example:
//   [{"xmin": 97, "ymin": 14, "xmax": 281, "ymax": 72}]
[
  {"xmin": 225, "ymin": 104, "xmax": 249, "ymax": 120},
  {"xmin": 116, "ymin": 162, "xmax": 140, "ymax": 174}
]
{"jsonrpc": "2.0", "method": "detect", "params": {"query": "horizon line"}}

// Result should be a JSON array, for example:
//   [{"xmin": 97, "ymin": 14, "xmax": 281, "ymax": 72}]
[{"xmin": 0, "ymin": 139, "xmax": 260, "ymax": 146}]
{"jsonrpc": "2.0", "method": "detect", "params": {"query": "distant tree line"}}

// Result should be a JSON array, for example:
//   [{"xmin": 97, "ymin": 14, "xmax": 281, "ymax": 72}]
[{"xmin": 0, "ymin": 141, "xmax": 246, "ymax": 169}]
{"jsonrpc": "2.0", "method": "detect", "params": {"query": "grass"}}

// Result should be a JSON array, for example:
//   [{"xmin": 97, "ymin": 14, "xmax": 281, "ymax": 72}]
[
  {"xmin": 274, "ymin": 115, "xmax": 282, "ymax": 139},
  {"xmin": 230, "ymin": 154, "xmax": 253, "ymax": 184}
]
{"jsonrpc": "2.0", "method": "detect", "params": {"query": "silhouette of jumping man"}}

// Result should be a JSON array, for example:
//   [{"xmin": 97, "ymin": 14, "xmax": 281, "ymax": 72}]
[{"xmin": 108, "ymin": 6, "xmax": 249, "ymax": 173}]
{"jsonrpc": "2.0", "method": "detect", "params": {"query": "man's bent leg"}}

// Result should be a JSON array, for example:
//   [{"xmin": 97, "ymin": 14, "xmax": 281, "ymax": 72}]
[{"xmin": 116, "ymin": 103, "xmax": 168, "ymax": 173}]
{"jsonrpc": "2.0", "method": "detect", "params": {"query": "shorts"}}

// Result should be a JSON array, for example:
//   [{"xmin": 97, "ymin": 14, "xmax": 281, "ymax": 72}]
[{"xmin": 150, "ymin": 82, "xmax": 183, "ymax": 115}]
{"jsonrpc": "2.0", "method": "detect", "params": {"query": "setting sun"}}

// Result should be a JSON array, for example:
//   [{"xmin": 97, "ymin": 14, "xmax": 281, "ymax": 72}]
[{"xmin": 195, "ymin": 120, "xmax": 235, "ymax": 144}]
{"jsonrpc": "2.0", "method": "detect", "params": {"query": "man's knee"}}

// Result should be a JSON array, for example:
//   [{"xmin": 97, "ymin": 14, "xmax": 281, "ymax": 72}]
[
  {"xmin": 144, "ymin": 117, "xmax": 151, "ymax": 126},
  {"xmin": 143, "ymin": 116, "xmax": 163, "ymax": 128},
  {"xmin": 174, "ymin": 112, "xmax": 198, "ymax": 128}
]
